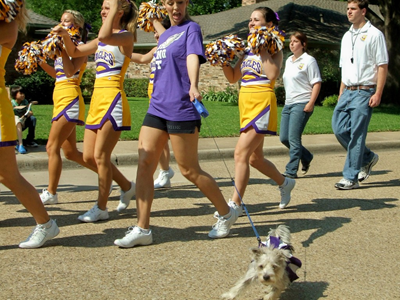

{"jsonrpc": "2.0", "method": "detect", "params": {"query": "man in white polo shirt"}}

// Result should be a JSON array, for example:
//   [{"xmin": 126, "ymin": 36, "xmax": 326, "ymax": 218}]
[{"xmin": 332, "ymin": 0, "xmax": 388, "ymax": 190}]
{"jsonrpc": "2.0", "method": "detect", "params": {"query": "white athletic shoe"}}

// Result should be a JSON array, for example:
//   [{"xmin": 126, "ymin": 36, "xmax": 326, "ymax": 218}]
[
  {"xmin": 279, "ymin": 177, "xmax": 296, "ymax": 209},
  {"xmin": 78, "ymin": 204, "xmax": 109, "ymax": 222},
  {"xmin": 40, "ymin": 189, "xmax": 58, "ymax": 205},
  {"xmin": 208, "ymin": 207, "xmax": 239, "ymax": 239},
  {"xmin": 114, "ymin": 226, "xmax": 153, "ymax": 248},
  {"xmin": 154, "ymin": 167, "xmax": 175, "ymax": 189},
  {"xmin": 117, "ymin": 181, "xmax": 136, "ymax": 212},
  {"xmin": 19, "ymin": 219, "xmax": 60, "ymax": 248}
]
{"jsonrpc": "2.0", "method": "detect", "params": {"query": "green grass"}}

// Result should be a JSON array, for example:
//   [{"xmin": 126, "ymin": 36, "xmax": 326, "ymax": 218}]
[{"xmin": 30, "ymin": 98, "xmax": 400, "ymax": 145}]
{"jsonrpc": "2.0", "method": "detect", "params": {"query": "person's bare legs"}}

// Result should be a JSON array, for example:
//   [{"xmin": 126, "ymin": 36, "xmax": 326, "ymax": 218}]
[
  {"xmin": 231, "ymin": 128, "xmax": 285, "ymax": 206},
  {"xmin": 0, "ymin": 146, "xmax": 49, "ymax": 224},
  {"xmin": 170, "ymin": 129, "xmax": 230, "ymax": 216},
  {"xmin": 158, "ymin": 142, "xmax": 170, "ymax": 170},
  {"xmin": 46, "ymin": 116, "xmax": 130, "ymax": 196},
  {"xmin": 45, "ymin": 117, "xmax": 89, "ymax": 194},
  {"xmin": 82, "ymin": 121, "xmax": 130, "ymax": 210},
  {"xmin": 16, "ymin": 122, "xmax": 24, "ymax": 146},
  {"xmin": 136, "ymin": 126, "xmax": 169, "ymax": 229}
]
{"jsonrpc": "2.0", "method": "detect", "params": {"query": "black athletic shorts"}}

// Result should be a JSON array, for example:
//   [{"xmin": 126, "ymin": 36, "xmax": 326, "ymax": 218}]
[{"xmin": 142, "ymin": 113, "xmax": 201, "ymax": 134}]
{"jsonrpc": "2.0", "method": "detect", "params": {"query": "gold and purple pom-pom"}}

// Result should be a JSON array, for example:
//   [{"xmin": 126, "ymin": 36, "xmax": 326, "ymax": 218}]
[
  {"xmin": 247, "ymin": 26, "xmax": 285, "ymax": 55},
  {"xmin": 14, "ymin": 41, "xmax": 45, "ymax": 75},
  {"xmin": 205, "ymin": 35, "xmax": 246, "ymax": 67},
  {"xmin": 137, "ymin": 1, "xmax": 167, "ymax": 32},
  {"xmin": 41, "ymin": 24, "xmax": 81, "ymax": 60},
  {"xmin": 0, "ymin": 0, "xmax": 24, "ymax": 23}
]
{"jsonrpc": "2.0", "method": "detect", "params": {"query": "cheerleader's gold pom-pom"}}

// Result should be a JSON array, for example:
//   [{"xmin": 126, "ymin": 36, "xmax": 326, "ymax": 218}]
[
  {"xmin": 41, "ymin": 24, "xmax": 81, "ymax": 60},
  {"xmin": 14, "ymin": 41, "xmax": 45, "ymax": 75},
  {"xmin": 247, "ymin": 26, "xmax": 285, "ymax": 55},
  {"xmin": 205, "ymin": 35, "xmax": 246, "ymax": 67},
  {"xmin": 0, "ymin": 0, "xmax": 24, "ymax": 23},
  {"xmin": 137, "ymin": 1, "xmax": 167, "ymax": 32}
]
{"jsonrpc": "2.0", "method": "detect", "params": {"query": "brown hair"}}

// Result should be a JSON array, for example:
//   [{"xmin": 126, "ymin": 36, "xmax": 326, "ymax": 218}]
[
  {"xmin": 253, "ymin": 7, "xmax": 279, "ymax": 26},
  {"xmin": 347, "ymin": 0, "xmax": 369, "ymax": 10},
  {"xmin": 291, "ymin": 31, "xmax": 308, "ymax": 52},
  {"xmin": 10, "ymin": 85, "xmax": 24, "ymax": 99}
]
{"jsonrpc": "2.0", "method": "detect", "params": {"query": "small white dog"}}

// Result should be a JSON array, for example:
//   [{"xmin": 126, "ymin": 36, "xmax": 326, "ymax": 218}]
[{"xmin": 222, "ymin": 225, "xmax": 301, "ymax": 300}]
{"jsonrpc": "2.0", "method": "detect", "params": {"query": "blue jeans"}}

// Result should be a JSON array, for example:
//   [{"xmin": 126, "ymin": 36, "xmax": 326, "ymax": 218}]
[
  {"xmin": 332, "ymin": 88, "xmax": 375, "ymax": 182},
  {"xmin": 280, "ymin": 103, "xmax": 313, "ymax": 177}
]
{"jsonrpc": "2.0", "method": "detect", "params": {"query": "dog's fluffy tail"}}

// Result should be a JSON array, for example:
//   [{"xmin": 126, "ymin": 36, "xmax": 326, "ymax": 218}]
[{"xmin": 268, "ymin": 225, "xmax": 293, "ymax": 250}]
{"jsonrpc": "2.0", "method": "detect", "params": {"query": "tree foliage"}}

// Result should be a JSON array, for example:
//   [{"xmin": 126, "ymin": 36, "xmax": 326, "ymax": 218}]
[
  {"xmin": 26, "ymin": 0, "xmax": 242, "ymax": 33},
  {"xmin": 188, "ymin": 0, "xmax": 242, "ymax": 15},
  {"xmin": 26, "ymin": 0, "xmax": 103, "ymax": 33}
]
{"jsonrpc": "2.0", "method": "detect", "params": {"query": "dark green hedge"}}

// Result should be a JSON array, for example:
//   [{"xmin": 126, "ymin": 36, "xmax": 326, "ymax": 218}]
[{"xmin": 13, "ymin": 70, "xmax": 55, "ymax": 104}]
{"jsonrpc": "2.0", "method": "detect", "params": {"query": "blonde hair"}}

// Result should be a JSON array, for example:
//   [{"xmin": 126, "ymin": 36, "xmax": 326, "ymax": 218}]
[
  {"xmin": 162, "ymin": 0, "xmax": 192, "ymax": 23},
  {"xmin": 64, "ymin": 10, "xmax": 85, "ymax": 29},
  {"xmin": 120, "ymin": 0, "xmax": 138, "ymax": 42},
  {"xmin": 63, "ymin": 10, "xmax": 87, "ymax": 42},
  {"xmin": 15, "ymin": 2, "xmax": 29, "ymax": 33}
]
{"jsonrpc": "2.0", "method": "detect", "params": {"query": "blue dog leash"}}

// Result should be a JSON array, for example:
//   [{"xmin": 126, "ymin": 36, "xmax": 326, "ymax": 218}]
[{"xmin": 194, "ymin": 99, "xmax": 262, "ymax": 246}]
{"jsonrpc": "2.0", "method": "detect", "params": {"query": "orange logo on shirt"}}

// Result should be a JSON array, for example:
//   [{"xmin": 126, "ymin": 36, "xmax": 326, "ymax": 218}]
[
  {"xmin": 361, "ymin": 35, "xmax": 367, "ymax": 41},
  {"xmin": 298, "ymin": 63, "xmax": 304, "ymax": 70}
]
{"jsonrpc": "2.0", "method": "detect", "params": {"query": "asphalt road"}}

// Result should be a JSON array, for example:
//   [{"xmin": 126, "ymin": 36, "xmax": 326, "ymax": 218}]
[{"xmin": 1, "ymin": 148, "xmax": 399, "ymax": 299}]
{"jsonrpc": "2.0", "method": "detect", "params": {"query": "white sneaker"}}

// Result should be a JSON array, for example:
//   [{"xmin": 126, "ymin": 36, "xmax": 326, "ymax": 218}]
[
  {"xmin": 78, "ymin": 204, "xmax": 109, "ymax": 222},
  {"xmin": 154, "ymin": 167, "xmax": 175, "ymax": 189},
  {"xmin": 334, "ymin": 178, "xmax": 359, "ymax": 190},
  {"xmin": 19, "ymin": 219, "xmax": 60, "ymax": 249},
  {"xmin": 214, "ymin": 199, "xmax": 243, "ymax": 218},
  {"xmin": 117, "ymin": 181, "xmax": 135, "ymax": 212},
  {"xmin": 279, "ymin": 177, "xmax": 296, "ymax": 209},
  {"xmin": 208, "ymin": 207, "xmax": 239, "ymax": 239},
  {"xmin": 40, "ymin": 189, "xmax": 58, "ymax": 205},
  {"xmin": 114, "ymin": 226, "xmax": 153, "ymax": 248},
  {"xmin": 358, "ymin": 154, "xmax": 379, "ymax": 182}
]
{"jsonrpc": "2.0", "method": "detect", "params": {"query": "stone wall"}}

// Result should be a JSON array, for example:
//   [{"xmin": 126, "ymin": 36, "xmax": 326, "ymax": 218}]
[
  {"xmin": 241, "ymin": 0, "xmax": 265, "ymax": 6},
  {"xmin": 87, "ymin": 61, "xmax": 239, "ymax": 93}
]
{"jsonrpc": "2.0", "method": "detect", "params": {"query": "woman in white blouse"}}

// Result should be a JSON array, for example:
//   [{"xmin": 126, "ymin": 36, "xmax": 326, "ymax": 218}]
[{"xmin": 280, "ymin": 31, "xmax": 322, "ymax": 178}]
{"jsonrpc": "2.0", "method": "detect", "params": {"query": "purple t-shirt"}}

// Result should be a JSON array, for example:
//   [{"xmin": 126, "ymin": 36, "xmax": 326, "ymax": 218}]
[{"xmin": 148, "ymin": 20, "xmax": 206, "ymax": 121}]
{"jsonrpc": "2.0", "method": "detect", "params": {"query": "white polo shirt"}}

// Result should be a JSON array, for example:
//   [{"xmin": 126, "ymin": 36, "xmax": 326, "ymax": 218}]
[
  {"xmin": 283, "ymin": 52, "xmax": 322, "ymax": 105},
  {"xmin": 340, "ymin": 20, "xmax": 388, "ymax": 86}
]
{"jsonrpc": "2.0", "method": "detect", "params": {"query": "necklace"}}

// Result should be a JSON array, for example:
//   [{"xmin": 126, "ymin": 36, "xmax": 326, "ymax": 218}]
[{"xmin": 350, "ymin": 27, "xmax": 361, "ymax": 64}]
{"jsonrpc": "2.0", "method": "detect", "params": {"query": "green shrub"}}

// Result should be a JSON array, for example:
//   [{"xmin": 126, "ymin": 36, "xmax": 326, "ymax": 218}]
[
  {"xmin": 13, "ymin": 70, "xmax": 55, "ymax": 104},
  {"xmin": 322, "ymin": 94, "xmax": 338, "ymax": 107},
  {"xmin": 202, "ymin": 86, "xmax": 239, "ymax": 104},
  {"xmin": 124, "ymin": 78, "xmax": 149, "ymax": 98},
  {"xmin": 80, "ymin": 68, "xmax": 96, "ymax": 102},
  {"xmin": 274, "ymin": 86, "xmax": 286, "ymax": 106}
]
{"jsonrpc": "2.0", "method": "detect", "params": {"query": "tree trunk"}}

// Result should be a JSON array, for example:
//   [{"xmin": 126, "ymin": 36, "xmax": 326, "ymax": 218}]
[{"xmin": 379, "ymin": 0, "xmax": 400, "ymax": 103}]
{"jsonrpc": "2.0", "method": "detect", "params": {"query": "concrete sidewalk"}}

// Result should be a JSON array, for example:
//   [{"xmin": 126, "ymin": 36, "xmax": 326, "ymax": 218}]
[{"xmin": 15, "ymin": 131, "xmax": 400, "ymax": 171}]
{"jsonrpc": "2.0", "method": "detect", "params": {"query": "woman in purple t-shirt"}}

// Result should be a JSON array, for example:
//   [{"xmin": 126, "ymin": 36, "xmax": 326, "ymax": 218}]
[{"xmin": 114, "ymin": 0, "xmax": 239, "ymax": 248}]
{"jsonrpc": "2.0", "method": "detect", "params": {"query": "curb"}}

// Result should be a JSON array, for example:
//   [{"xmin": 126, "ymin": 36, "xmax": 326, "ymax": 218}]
[{"xmin": 16, "ymin": 139, "xmax": 400, "ymax": 172}]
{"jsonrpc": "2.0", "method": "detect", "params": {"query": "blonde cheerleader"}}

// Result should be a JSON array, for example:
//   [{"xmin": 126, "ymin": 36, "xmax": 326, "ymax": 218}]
[
  {"xmin": 53, "ymin": 0, "xmax": 138, "ymax": 222},
  {"xmin": 0, "ymin": 0, "xmax": 59, "ymax": 248},
  {"xmin": 39, "ymin": 10, "xmax": 131, "ymax": 207}
]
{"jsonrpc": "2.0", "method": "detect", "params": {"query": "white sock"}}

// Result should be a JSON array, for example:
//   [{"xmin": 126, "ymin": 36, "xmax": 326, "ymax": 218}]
[
  {"xmin": 221, "ymin": 208, "xmax": 232, "ymax": 219},
  {"xmin": 137, "ymin": 226, "xmax": 150, "ymax": 234}
]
